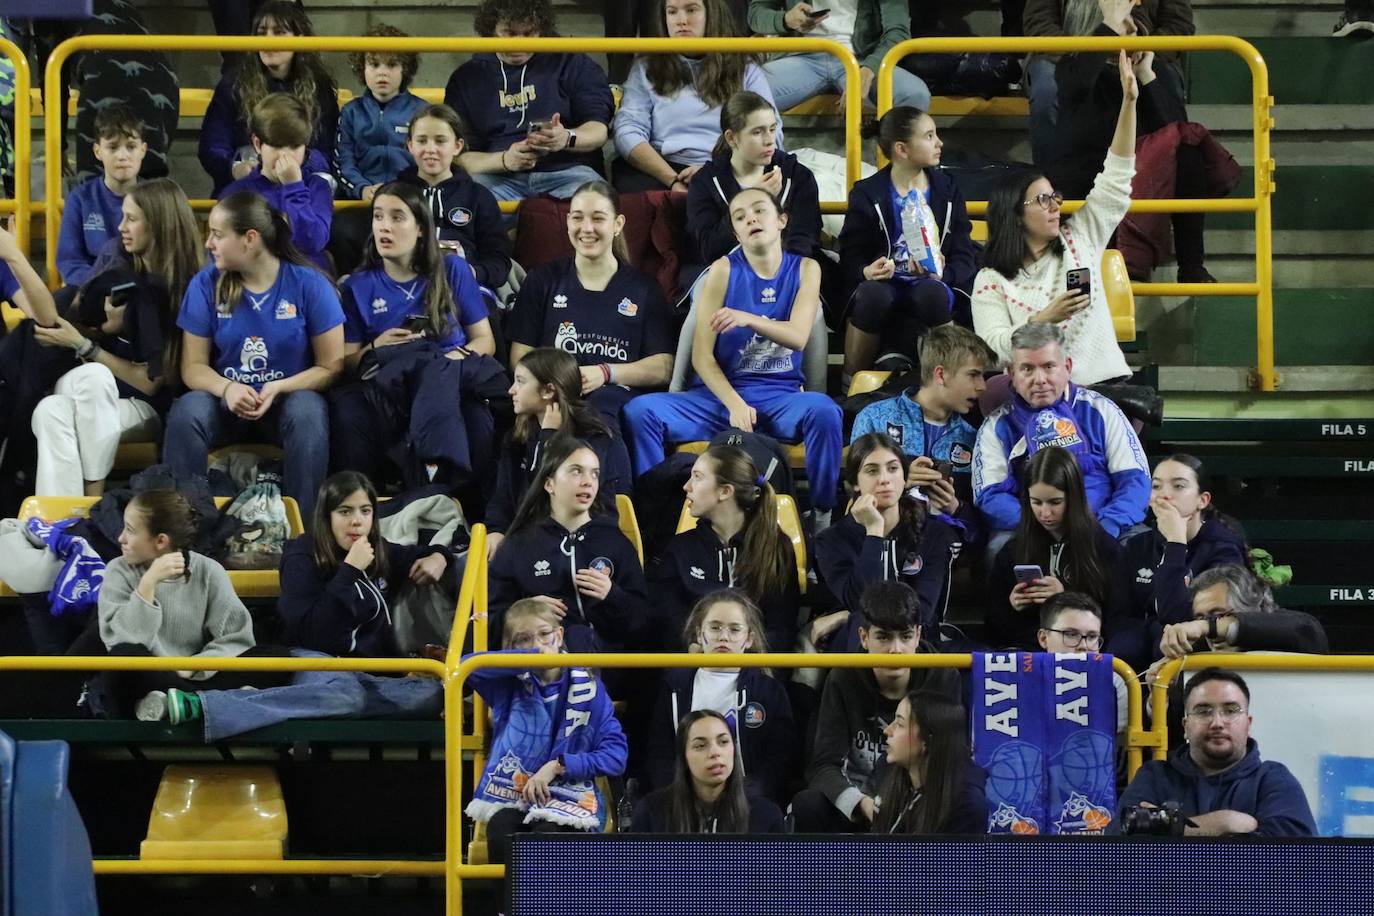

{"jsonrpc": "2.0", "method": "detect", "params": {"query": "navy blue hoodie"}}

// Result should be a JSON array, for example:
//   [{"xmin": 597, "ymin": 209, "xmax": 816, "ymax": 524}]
[
  {"xmin": 683, "ymin": 148, "xmax": 823, "ymax": 287},
  {"xmin": 988, "ymin": 525, "xmax": 1123, "ymax": 651},
  {"xmin": 1108, "ymin": 517, "xmax": 1248, "ymax": 669},
  {"xmin": 396, "ymin": 165, "xmax": 512, "ymax": 290},
  {"xmin": 199, "ymin": 72, "xmax": 339, "ymax": 196},
  {"xmin": 814, "ymin": 513, "xmax": 963, "ymax": 651},
  {"xmin": 644, "ymin": 666, "xmax": 797, "ymax": 803},
  {"xmin": 648, "ymin": 517, "xmax": 800, "ymax": 654},
  {"xmin": 277, "ymin": 534, "xmax": 451, "ymax": 657},
  {"xmin": 1118, "ymin": 740, "xmax": 1316, "ymax": 837},
  {"xmin": 632, "ymin": 786, "xmax": 785, "ymax": 834},
  {"xmin": 838, "ymin": 165, "xmax": 978, "ymax": 326},
  {"xmin": 486, "ymin": 427, "xmax": 632, "ymax": 535},
  {"xmin": 488, "ymin": 513, "xmax": 649, "ymax": 653},
  {"xmin": 444, "ymin": 53, "xmax": 614, "ymax": 175}
]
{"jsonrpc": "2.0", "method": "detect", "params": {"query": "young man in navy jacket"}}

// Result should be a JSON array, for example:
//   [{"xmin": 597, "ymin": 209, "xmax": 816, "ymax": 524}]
[
  {"xmin": 1118, "ymin": 667, "xmax": 1316, "ymax": 836},
  {"xmin": 445, "ymin": 0, "xmax": 614, "ymax": 203}
]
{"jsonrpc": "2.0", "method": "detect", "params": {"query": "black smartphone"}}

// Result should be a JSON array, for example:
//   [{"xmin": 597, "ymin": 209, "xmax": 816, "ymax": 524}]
[
  {"xmin": 1067, "ymin": 268, "xmax": 1091, "ymax": 297},
  {"xmin": 935, "ymin": 460, "xmax": 954, "ymax": 482},
  {"xmin": 402, "ymin": 314, "xmax": 429, "ymax": 335},
  {"xmin": 527, "ymin": 120, "xmax": 551, "ymax": 135},
  {"xmin": 108, "ymin": 281, "xmax": 137, "ymax": 308},
  {"xmin": 809, "ymin": 8, "xmax": 831, "ymax": 17}
]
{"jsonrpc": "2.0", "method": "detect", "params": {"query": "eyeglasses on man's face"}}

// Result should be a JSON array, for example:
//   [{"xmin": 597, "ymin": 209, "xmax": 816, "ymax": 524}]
[{"xmin": 1185, "ymin": 703, "xmax": 1247, "ymax": 722}]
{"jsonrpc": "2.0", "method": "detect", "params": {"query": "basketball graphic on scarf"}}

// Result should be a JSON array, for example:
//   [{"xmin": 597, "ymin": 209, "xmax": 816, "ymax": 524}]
[
  {"xmin": 1051, "ymin": 730, "xmax": 1115, "ymax": 803},
  {"xmin": 506, "ymin": 696, "xmax": 554, "ymax": 772},
  {"xmin": 986, "ymin": 740, "xmax": 1044, "ymax": 813}
]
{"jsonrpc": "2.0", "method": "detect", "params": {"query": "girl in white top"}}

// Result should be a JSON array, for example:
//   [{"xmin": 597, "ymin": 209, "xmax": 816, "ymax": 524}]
[{"xmin": 972, "ymin": 51, "xmax": 1140, "ymax": 386}]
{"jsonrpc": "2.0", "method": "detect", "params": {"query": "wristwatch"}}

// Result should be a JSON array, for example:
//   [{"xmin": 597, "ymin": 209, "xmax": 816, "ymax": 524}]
[{"xmin": 565, "ymin": 129, "xmax": 577, "ymax": 152}]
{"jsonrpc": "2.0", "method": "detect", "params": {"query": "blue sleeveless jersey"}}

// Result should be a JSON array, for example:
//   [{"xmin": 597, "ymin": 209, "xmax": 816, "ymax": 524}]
[{"xmin": 709, "ymin": 247, "xmax": 805, "ymax": 386}]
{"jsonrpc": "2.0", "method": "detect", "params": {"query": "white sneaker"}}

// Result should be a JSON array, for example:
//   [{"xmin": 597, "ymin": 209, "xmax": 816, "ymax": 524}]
[
  {"xmin": 1333, "ymin": 13, "xmax": 1374, "ymax": 37},
  {"xmin": 135, "ymin": 690, "xmax": 168, "ymax": 722}
]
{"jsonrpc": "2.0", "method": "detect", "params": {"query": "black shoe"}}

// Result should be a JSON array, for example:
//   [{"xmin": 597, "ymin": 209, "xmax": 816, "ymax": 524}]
[
  {"xmin": 1177, "ymin": 265, "xmax": 1218, "ymax": 284},
  {"xmin": 1334, "ymin": 10, "xmax": 1374, "ymax": 37},
  {"xmin": 1088, "ymin": 383, "xmax": 1164, "ymax": 427}
]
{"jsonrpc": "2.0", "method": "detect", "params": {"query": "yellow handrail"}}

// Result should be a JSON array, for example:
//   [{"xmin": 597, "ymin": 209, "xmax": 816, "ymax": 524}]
[
  {"xmin": 446, "ymin": 649, "xmax": 1146, "ymax": 914},
  {"xmin": 0, "ymin": 652, "xmax": 448, "ymax": 876},
  {"xmin": 878, "ymin": 35, "xmax": 1277, "ymax": 392},
  {"xmin": 42, "ymin": 35, "xmax": 861, "ymax": 285},
  {"xmin": 1148, "ymin": 653, "xmax": 1374, "ymax": 756},
  {"xmin": 0, "ymin": 37, "xmax": 31, "ymax": 254}
]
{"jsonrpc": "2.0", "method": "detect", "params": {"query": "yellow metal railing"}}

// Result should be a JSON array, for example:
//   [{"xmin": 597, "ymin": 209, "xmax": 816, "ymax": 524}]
[
  {"xmin": 0, "ymin": 652, "xmax": 449, "ymax": 876},
  {"xmin": 1149, "ymin": 653, "xmax": 1374, "ymax": 752},
  {"xmin": 446, "ymin": 648, "xmax": 1147, "ymax": 914},
  {"xmin": 41, "ymin": 35, "xmax": 862, "ymax": 285},
  {"xmin": 880, "ymin": 35, "xmax": 1278, "ymax": 391},
  {"xmin": 1, "ymin": 37, "xmax": 32, "ymax": 254}
]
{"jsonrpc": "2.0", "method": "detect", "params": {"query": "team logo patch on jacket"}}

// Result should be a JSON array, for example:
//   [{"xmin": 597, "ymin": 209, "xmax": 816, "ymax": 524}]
[
  {"xmin": 447, "ymin": 207, "xmax": 472, "ymax": 227},
  {"xmin": 901, "ymin": 553, "xmax": 924, "ymax": 575},
  {"xmin": 1033, "ymin": 411, "xmax": 1083, "ymax": 449},
  {"xmin": 588, "ymin": 557, "xmax": 615, "ymax": 577},
  {"xmin": 886, "ymin": 422, "xmax": 904, "ymax": 445},
  {"xmin": 274, "ymin": 300, "xmax": 297, "ymax": 320},
  {"xmin": 617, "ymin": 298, "xmax": 638, "ymax": 317},
  {"xmin": 742, "ymin": 701, "xmax": 766, "ymax": 728},
  {"xmin": 950, "ymin": 443, "xmax": 973, "ymax": 467}
]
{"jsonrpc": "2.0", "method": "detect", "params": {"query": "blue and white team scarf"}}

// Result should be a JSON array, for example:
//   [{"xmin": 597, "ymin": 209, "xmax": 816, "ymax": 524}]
[
  {"xmin": 27, "ymin": 517, "xmax": 105, "ymax": 617},
  {"xmin": 466, "ymin": 668, "xmax": 606, "ymax": 831},
  {"xmin": 972, "ymin": 652, "xmax": 1117, "ymax": 835}
]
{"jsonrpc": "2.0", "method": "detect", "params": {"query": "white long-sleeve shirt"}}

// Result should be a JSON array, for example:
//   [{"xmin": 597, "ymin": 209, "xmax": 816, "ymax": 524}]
[{"xmin": 972, "ymin": 152, "xmax": 1135, "ymax": 385}]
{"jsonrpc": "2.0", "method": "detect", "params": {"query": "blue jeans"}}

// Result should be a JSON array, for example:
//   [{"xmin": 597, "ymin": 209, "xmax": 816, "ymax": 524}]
[
  {"xmin": 622, "ymin": 379, "xmax": 842, "ymax": 509},
  {"xmin": 1025, "ymin": 56, "xmax": 1058, "ymax": 168},
  {"xmin": 198, "ymin": 651, "xmax": 444, "ymax": 742},
  {"xmin": 761, "ymin": 52, "xmax": 932, "ymax": 112},
  {"xmin": 163, "ymin": 388, "xmax": 329, "ymax": 518},
  {"xmin": 472, "ymin": 164, "xmax": 604, "ymax": 203}
]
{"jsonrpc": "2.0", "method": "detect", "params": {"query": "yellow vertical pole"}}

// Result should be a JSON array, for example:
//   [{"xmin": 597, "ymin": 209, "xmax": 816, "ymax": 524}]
[
  {"xmin": 1252, "ymin": 55, "xmax": 1277, "ymax": 391},
  {"xmin": 43, "ymin": 42, "xmax": 63, "ymax": 287},
  {"xmin": 0, "ymin": 40, "xmax": 31, "ymax": 255}
]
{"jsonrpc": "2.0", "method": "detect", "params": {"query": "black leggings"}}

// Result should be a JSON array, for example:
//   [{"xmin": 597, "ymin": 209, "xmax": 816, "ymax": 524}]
[
  {"xmin": 485, "ymin": 807, "xmax": 587, "ymax": 867},
  {"xmin": 1171, "ymin": 144, "xmax": 1208, "ymax": 272},
  {"xmin": 848, "ymin": 277, "xmax": 954, "ymax": 359}
]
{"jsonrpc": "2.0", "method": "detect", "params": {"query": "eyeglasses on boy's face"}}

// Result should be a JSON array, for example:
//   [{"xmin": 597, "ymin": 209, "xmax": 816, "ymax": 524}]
[
  {"xmin": 510, "ymin": 628, "xmax": 559, "ymax": 649},
  {"xmin": 1023, "ymin": 191, "xmax": 1065, "ymax": 211},
  {"xmin": 1042, "ymin": 627, "xmax": 1103, "ymax": 649}
]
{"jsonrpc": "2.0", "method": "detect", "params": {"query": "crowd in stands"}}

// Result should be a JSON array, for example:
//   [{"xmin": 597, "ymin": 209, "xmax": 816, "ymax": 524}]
[{"xmin": 0, "ymin": 0, "xmax": 1335, "ymax": 872}]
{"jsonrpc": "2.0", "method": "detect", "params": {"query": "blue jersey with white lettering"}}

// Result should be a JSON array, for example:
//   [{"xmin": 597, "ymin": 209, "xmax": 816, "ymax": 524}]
[
  {"xmin": 340, "ymin": 254, "xmax": 488, "ymax": 352},
  {"xmin": 178, "ymin": 261, "xmax": 344, "ymax": 390},
  {"xmin": 708, "ymin": 247, "xmax": 804, "ymax": 387}
]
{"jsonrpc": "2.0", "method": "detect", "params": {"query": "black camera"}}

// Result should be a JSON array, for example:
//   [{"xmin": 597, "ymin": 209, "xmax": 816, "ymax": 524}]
[{"xmin": 1120, "ymin": 801, "xmax": 1192, "ymax": 837}]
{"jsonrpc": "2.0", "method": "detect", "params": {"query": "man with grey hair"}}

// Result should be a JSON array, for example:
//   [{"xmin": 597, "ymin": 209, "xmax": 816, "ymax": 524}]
[
  {"xmin": 973, "ymin": 321, "xmax": 1149, "ymax": 552},
  {"xmin": 1022, "ymin": 0, "xmax": 1195, "ymax": 167},
  {"xmin": 1154, "ymin": 565, "xmax": 1329, "ymax": 660}
]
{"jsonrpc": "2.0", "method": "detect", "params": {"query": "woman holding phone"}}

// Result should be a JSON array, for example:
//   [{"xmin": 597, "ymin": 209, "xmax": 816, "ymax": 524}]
[
  {"xmin": 972, "ymin": 51, "xmax": 1141, "ymax": 387},
  {"xmin": 987, "ymin": 446, "xmax": 1121, "ymax": 650}
]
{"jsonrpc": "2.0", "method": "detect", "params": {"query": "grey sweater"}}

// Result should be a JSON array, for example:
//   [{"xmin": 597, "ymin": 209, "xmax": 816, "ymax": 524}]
[{"xmin": 98, "ymin": 551, "xmax": 256, "ymax": 680}]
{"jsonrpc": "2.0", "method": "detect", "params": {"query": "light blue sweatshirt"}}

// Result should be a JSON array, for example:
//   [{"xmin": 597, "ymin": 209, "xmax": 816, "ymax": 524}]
[{"xmin": 613, "ymin": 58, "xmax": 783, "ymax": 167}]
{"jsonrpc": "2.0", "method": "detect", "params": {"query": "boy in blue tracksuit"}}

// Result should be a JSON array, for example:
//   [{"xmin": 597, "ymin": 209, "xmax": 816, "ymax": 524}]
[
  {"xmin": 57, "ymin": 104, "xmax": 147, "ymax": 287},
  {"xmin": 973, "ymin": 323, "xmax": 1149, "ymax": 543},
  {"xmin": 334, "ymin": 27, "xmax": 426, "ymax": 201},
  {"xmin": 222, "ymin": 93, "xmax": 334, "ymax": 271},
  {"xmin": 445, "ymin": 5, "xmax": 614, "ymax": 204},
  {"xmin": 851, "ymin": 324, "xmax": 995, "ymax": 544}
]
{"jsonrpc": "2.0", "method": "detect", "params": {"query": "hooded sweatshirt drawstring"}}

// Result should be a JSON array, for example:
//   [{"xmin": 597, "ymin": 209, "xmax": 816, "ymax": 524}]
[
  {"xmin": 561, "ymin": 532, "xmax": 585, "ymax": 621},
  {"xmin": 501, "ymin": 62, "xmax": 530, "ymax": 128},
  {"xmin": 349, "ymin": 574, "xmax": 390, "ymax": 653}
]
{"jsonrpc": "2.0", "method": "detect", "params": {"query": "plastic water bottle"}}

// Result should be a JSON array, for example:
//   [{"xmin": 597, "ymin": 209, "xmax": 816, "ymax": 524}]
[{"xmin": 901, "ymin": 197, "xmax": 929, "ymax": 271}]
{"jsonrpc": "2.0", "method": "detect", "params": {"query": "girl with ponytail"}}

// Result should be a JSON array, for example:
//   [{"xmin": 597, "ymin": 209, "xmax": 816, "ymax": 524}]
[
  {"xmin": 651, "ymin": 445, "xmax": 799, "ymax": 653},
  {"xmin": 506, "ymin": 180, "xmax": 674, "ymax": 436},
  {"xmin": 642, "ymin": 591, "xmax": 797, "ymax": 804},
  {"xmin": 165, "ymin": 191, "xmax": 345, "ymax": 518},
  {"xmin": 812, "ymin": 433, "xmax": 963, "ymax": 652},
  {"xmin": 682, "ymin": 90, "xmax": 821, "ymax": 291}
]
